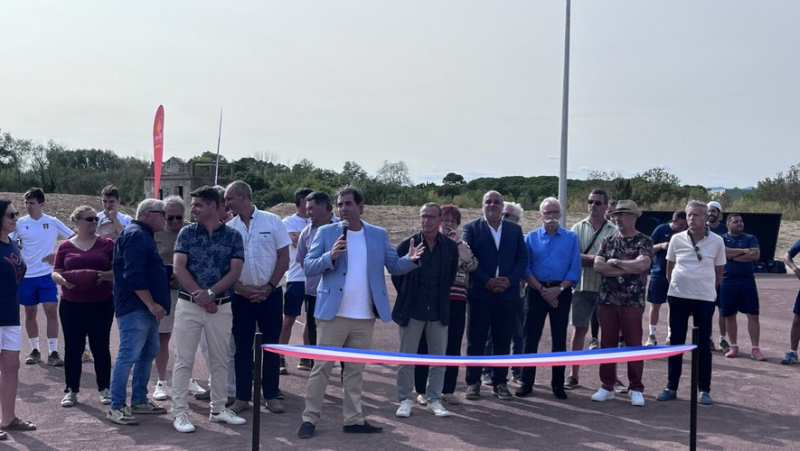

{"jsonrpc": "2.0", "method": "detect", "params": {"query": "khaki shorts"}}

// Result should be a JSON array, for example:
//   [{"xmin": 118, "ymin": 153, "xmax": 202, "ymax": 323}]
[
  {"xmin": 158, "ymin": 290, "xmax": 179, "ymax": 334},
  {"xmin": 0, "ymin": 325, "xmax": 22, "ymax": 351},
  {"xmin": 571, "ymin": 291, "xmax": 599, "ymax": 327}
]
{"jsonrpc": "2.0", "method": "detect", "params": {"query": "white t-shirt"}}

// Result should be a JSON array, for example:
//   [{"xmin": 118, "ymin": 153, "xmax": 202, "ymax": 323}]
[
  {"xmin": 336, "ymin": 229, "xmax": 374, "ymax": 319},
  {"xmin": 97, "ymin": 210, "xmax": 133, "ymax": 239},
  {"xmin": 11, "ymin": 214, "xmax": 74, "ymax": 278},
  {"xmin": 283, "ymin": 213, "xmax": 310, "ymax": 282},
  {"xmin": 228, "ymin": 208, "xmax": 292, "ymax": 286},
  {"xmin": 666, "ymin": 229, "xmax": 726, "ymax": 302}
]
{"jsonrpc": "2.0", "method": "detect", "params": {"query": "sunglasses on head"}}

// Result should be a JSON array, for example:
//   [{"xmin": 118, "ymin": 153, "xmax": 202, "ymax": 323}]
[
  {"xmin": 81, "ymin": 216, "xmax": 98, "ymax": 223},
  {"xmin": 5, "ymin": 211, "xmax": 19, "ymax": 220},
  {"xmin": 167, "ymin": 215, "xmax": 183, "ymax": 221},
  {"xmin": 587, "ymin": 200, "xmax": 604, "ymax": 206},
  {"xmin": 694, "ymin": 246, "xmax": 703, "ymax": 261}
]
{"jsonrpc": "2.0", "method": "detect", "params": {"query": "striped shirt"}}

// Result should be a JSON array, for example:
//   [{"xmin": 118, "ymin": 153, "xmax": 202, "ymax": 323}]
[{"xmin": 570, "ymin": 218, "xmax": 616, "ymax": 292}]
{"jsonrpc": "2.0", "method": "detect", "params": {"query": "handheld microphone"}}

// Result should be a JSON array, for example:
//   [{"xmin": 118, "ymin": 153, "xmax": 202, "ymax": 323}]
[{"xmin": 340, "ymin": 220, "xmax": 349, "ymax": 240}]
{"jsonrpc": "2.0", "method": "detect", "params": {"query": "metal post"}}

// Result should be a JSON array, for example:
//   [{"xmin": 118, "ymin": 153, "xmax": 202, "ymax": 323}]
[
  {"xmin": 252, "ymin": 332, "xmax": 263, "ymax": 451},
  {"xmin": 557, "ymin": 0, "xmax": 571, "ymax": 226},
  {"xmin": 690, "ymin": 326, "xmax": 699, "ymax": 451}
]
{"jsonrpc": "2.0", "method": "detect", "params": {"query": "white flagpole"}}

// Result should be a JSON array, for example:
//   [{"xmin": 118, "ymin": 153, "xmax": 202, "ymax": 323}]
[
  {"xmin": 214, "ymin": 108, "xmax": 223, "ymax": 185},
  {"xmin": 558, "ymin": 0, "xmax": 571, "ymax": 227}
]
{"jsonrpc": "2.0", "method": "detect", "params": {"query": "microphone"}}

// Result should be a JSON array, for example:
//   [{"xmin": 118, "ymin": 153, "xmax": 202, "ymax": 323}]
[{"xmin": 340, "ymin": 220, "xmax": 349, "ymax": 240}]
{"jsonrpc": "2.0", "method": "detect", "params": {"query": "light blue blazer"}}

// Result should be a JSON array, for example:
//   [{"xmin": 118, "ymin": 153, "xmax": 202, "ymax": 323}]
[{"xmin": 304, "ymin": 220, "xmax": 419, "ymax": 322}]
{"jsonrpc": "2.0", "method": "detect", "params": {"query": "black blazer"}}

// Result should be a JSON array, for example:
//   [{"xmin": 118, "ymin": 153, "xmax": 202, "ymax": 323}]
[{"xmin": 461, "ymin": 218, "xmax": 528, "ymax": 301}]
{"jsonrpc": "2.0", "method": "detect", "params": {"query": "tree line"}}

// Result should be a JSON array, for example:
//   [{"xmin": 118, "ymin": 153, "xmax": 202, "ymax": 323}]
[{"xmin": 2, "ymin": 129, "xmax": 798, "ymax": 218}]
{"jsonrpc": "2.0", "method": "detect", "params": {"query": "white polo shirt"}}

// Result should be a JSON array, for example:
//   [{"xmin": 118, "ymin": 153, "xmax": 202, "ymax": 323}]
[
  {"xmin": 11, "ymin": 214, "xmax": 74, "ymax": 278},
  {"xmin": 228, "ymin": 207, "xmax": 292, "ymax": 286},
  {"xmin": 97, "ymin": 211, "xmax": 133, "ymax": 238},
  {"xmin": 283, "ymin": 213, "xmax": 310, "ymax": 283},
  {"xmin": 666, "ymin": 229, "xmax": 726, "ymax": 302}
]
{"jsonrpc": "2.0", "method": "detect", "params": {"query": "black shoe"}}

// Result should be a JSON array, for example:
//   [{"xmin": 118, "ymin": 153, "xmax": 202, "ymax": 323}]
[
  {"xmin": 552, "ymin": 387, "xmax": 568, "ymax": 400},
  {"xmin": 515, "ymin": 385, "xmax": 533, "ymax": 398},
  {"xmin": 564, "ymin": 376, "xmax": 579, "ymax": 390},
  {"xmin": 298, "ymin": 421, "xmax": 315, "ymax": 439},
  {"xmin": 276, "ymin": 389, "xmax": 285, "ymax": 400},
  {"xmin": 493, "ymin": 383, "xmax": 513, "ymax": 400},
  {"xmin": 343, "ymin": 421, "xmax": 383, "ymax": 434},
  {"xmin": 465, "ymin": 384, "xmax": 481, "ymax": 400},
  {"xmin": 279, "ymin": 357, "xmax": 288, "ymax": 375}
]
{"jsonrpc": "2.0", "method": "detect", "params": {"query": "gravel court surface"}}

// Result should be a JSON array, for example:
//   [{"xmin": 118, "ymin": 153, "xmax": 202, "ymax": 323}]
[{"xmin": 3, "ymin": 274, "xmax": 800, "ymax": 450}]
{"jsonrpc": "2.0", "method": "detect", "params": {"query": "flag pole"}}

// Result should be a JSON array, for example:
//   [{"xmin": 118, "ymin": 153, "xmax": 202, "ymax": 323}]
[{"xmin": 214, "ymin": 108, "xmax": 223, "ymax": 185}]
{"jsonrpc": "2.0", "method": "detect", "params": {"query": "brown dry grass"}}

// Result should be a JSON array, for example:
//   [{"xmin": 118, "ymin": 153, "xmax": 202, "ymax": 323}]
[
  {"xmin": 5, "ymin": 191, "xmax": 795, "ymax": 259},
  {"xmin": 271, "ymin": 203, "xmax": 800, "ymax": 259}
]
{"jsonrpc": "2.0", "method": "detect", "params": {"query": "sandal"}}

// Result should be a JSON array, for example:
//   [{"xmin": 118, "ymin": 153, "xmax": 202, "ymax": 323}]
[
  {"xmin": 1, "ymin": 417, "xmax": 37, "ymax": 431},
  {"xmin": 0, "ymin": 431, "xmax": 7, "ymax": 440}
]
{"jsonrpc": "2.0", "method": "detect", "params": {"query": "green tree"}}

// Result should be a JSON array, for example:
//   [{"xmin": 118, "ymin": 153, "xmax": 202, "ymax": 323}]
[{"xmin": 375, "ymin": 160, "xmax": 411, "ymax": 186}]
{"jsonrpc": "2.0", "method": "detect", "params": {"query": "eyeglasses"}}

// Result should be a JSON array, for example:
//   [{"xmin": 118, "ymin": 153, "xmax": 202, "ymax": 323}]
[
  {"xmin": 167, "ymin": 215, "xmax": 183, "ymax": 221},
  {"xmin": 587, "ymin": 200, "xmax": 604, "ymax": 206},
  {"xmin": 80, "ymin": 217, "xmax": 98, "ymax": 223},
  {"xmin": 149, "ymin": 210, "xmax": 166, "ymax": 216},
  {"xmin": 5, "ymin": 211, "xmax": 19, "ymax": 220},
  {"xmin": 694, "ymin": 246, "xmax": 703, "ymax": 261}
]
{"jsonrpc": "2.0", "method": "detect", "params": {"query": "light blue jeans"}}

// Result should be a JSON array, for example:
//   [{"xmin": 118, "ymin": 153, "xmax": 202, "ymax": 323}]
[
  {"xmin": 109, "ymin": 309, "xmax": 160, "ymax": 410},
  {"xmin": 397, "ymin": 319, "xmax": 448, "ymax": 402}
]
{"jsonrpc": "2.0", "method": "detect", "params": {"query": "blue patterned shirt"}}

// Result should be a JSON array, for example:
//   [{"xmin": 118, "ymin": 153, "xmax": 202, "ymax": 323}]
[{"xmin": 174, "ymin": 222, "xmax": 245, "ymax": 297}]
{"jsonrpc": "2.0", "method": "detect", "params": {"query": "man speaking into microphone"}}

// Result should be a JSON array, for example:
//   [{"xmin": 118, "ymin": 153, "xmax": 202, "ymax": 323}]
[{"xmin": 298, "ymin": 186, "xmax": 424, "ymax": 439}]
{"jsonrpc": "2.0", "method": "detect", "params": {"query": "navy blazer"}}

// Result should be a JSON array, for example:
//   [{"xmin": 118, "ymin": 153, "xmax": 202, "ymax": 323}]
[{"xmin": 462, "ymin": 217, "xmax": 528, "ymax": 301}]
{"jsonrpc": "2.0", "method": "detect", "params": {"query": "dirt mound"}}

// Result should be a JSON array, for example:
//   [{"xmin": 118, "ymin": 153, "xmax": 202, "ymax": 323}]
[{"xmin": 0, "ymin": 192, "xmax": 136, "ymax": 225}]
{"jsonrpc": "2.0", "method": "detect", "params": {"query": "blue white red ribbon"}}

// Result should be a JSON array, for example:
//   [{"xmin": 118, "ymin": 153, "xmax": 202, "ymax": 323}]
[{"xmin": 262, "ymin": 344, "xmax": 695, "ymax": 367}]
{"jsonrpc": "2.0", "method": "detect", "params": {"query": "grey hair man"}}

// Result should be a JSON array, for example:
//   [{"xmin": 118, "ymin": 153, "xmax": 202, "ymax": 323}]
[{"xmin": 656, "ymin": 200, "xmax": 725, "ymax": 406}]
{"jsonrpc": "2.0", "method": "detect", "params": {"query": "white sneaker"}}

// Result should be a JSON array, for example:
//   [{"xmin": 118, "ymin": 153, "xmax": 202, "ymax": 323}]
[
  {"xmin": 210, "ymin": 408, "xmax": 246, "ymax": 425},
  {"xmin": 395, "ymin": 399, "xmax": 414, "ymax": 418},
  {"xmin": 153, "ymin": 380, "xmax": 168, "ymax": 401},
  {"xmin": 188, "ymin": 379, "xmax": 208, "ymax": 396},
  {"xmin": 630, "ymin": 390, "xmax": 645, "ymax": 406},
  {"xmin": 61, "ymin": 390, "xmax": 77, "ymax": 407},
  {"xmin": 173, "ymin": 413, "xmax": 195, "ymax": 433},
  {"xmin": 591, "ymin": 388, "xmax": 615, "ymax": 402},
  {"xmin": 100, "ymin": 388, "xmax": 112, "ymax": 405},
  {"xmin": 427, "ymin": 400, "xmax": 450, "ymax": 417}
]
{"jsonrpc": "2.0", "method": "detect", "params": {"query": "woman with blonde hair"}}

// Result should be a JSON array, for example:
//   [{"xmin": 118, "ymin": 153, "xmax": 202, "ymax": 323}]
[{"xmin": 52, "ymin": 206, "xmax": 115, "ymax": 407}]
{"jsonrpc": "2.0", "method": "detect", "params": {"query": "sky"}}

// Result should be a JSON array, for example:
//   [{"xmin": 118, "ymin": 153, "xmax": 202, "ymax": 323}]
[{"xmin": 2, "ymin": 0, "xmax": 799, "ymax": 189}]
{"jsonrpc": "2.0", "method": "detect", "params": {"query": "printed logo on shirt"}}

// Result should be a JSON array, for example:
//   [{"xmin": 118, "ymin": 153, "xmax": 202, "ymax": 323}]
[
  {"xmin": 43, "ymin": 223, "xmax": 49, "ymax": 230},
  {"xmin": 4, "ymin": 252, "xmax": 26, "ymax": 284}
]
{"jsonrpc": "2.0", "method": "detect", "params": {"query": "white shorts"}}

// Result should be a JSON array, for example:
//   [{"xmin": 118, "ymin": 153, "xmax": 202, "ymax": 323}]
[
  {"xmin": 158, "ymin": 290, "xmax": 180, "ymax": 334},
  {"xmin": 0, "ymin": 325, "xmax": 22, "ymax": 351}
]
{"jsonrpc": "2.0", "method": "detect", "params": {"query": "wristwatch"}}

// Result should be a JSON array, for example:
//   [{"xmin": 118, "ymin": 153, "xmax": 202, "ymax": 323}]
[
  {"xmin": 268, "ymin": 281, "xmax": 277, "ymax": 290},
  {"xmin": 559, "ymin": 285, "xmax": 565, "ymax": 292},
  {"xmin": 207, "ymin": 288, "xmax": 216, "ymax": 298}
]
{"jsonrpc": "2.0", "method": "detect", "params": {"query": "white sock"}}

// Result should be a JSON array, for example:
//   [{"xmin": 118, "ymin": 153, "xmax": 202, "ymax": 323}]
[
  {"xmin": 720, "ymin": 335, "xmax": 728, "ymax": 342},
  {"xmin": 667, "ymin": 327, "xmax": 672, "ymax": 336},
  {"xmin": 29, "ymin": 338, "xmax": 39, "ymax": 351},
  {"xmin": 85, "ymin": 337, "xmax": 91, "ymax": 351},
  {"xmin": 730, "ymin": 343, "xmax": 738, "ymax": 348},
  {"xmin": 648, "ymin": 325, "xmax": 657, "ymax": 335},
  {"xmin": 48, "ymin": 338, "xmax": 58, "ymax": 354}
]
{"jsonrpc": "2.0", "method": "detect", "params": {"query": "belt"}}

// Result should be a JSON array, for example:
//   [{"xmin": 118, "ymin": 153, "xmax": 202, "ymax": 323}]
[
  {"xmin": 540, "ymin": 281, "xmax": 563, "ymax": 288},
  {"xmin": 178, "ymin": 291, "xmax": 231, "ymax": 305}
]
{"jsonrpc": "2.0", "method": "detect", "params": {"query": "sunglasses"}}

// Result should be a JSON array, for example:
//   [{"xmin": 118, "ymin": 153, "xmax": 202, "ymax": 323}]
[
  {"xmin": 80, "ymin": 217, "xmax": 98, "ymax": 223},
  {"xmin": 167, "ymin": 215, "xmax": 183, "ymax": 221},
  {"xmin": 694, "ymin": 246, "xmax": 703, "ymax": 261},
  {"xmin": 502, "ymin": 212, "xmax": 519, "ymax": 219},
  {"xmin": 5, "ymin": 211, "xmax": 19, "ymax": 220},
  {"xmin": 587, "ymin": 200, "xmax": 604, "ymax": 206}
]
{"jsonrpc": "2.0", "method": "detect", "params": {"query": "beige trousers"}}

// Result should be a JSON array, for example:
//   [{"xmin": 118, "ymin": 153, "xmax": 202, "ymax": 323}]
[
  {"xmin": 302, "ymin": 316, "xmax": 375, "ymax": 426},
  {"xmin": 169, "ymin": 299, "xmax": 233, "ymax": 417}
]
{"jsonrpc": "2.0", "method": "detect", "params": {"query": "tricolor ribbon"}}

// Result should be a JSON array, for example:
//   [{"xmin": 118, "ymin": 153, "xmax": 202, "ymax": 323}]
[{"xmin": 262, "ymin": 344, "xmax": 695, "ymax": 367}]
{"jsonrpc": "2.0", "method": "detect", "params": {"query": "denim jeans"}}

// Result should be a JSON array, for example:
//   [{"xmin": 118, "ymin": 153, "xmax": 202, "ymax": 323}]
[
  {"xmin": 397, "ymin": 319, "xmax": 447, "ymax": 402},
  {"xmin": 109, "ymin": 308, "xmax": 160, "ymax": 410}
]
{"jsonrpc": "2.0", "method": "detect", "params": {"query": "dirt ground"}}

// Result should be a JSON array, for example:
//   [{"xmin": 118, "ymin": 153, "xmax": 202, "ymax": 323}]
[{"xmin": 3, "ymin": 274, "xmax": 800, "ymax": 450}]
